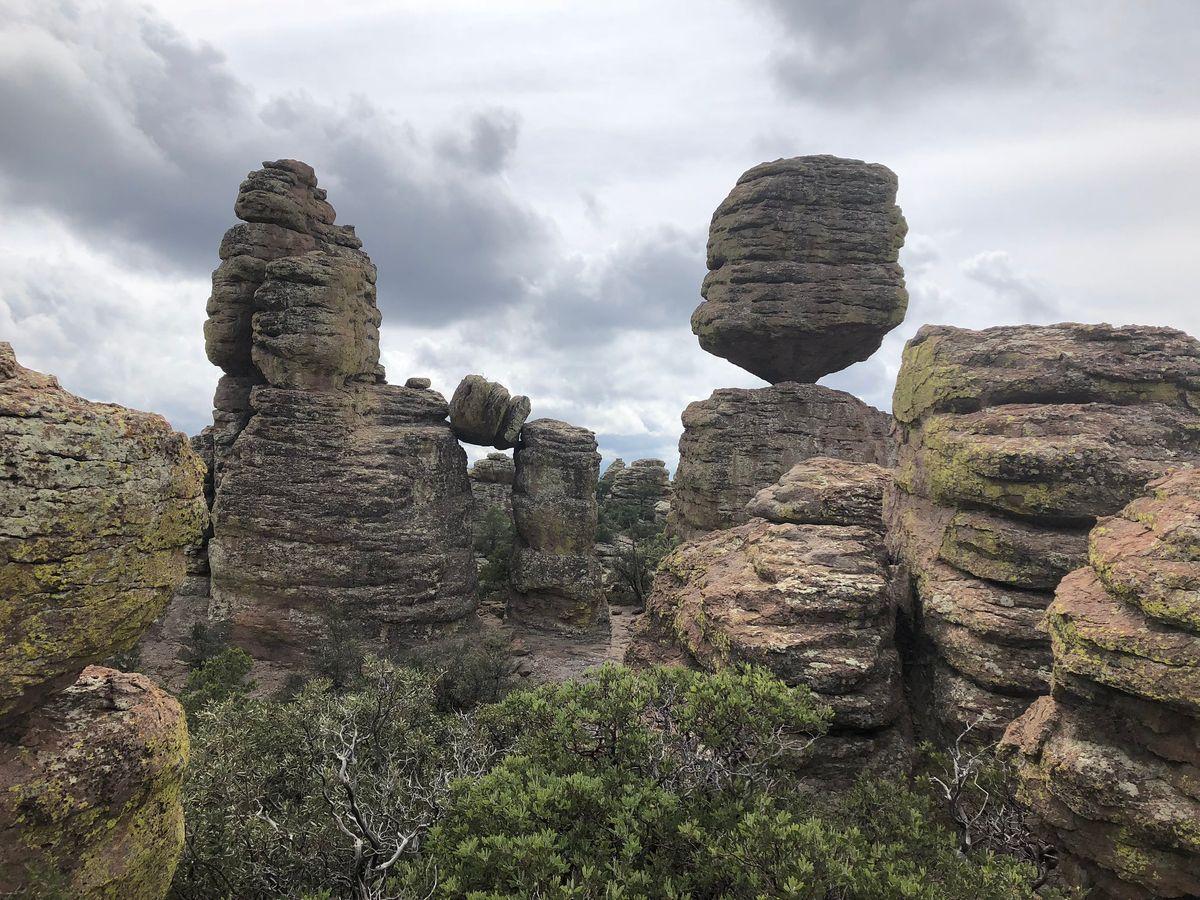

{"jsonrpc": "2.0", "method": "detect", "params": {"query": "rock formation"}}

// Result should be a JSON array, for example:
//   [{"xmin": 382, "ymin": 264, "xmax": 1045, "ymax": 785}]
[
  {"xmin": 598, "ymin": 458, "xmax": 626, "ymax": 496},
  {"xmin": 0, "ymin": 345, "xmax": 202, "ymax": 898},
  {"xmin": 692, "ymin": 156, "xmax": 907, "ymax": 384},
  {"xmin": 0, "ymin": 343, "xmax": 207, "ymax": 720},
  {"xmin": 199, "ymin": 161, "xmax": 477, "ymax": 677},
  {"xmin": 606, "ymin": 458, "xmax": 671, "ymax": 514},
  {"xmin": 669, "ymin": 383, "xmax": 891, "ymax": 540},
  {"xmin": 469, "ymin": 451, "xmax": 516, "ymax": 524},
  {"xmin": 508, "ymin": 419, "xmax": 606, "ymax": 632},
  {"xmin": 596, "ymin": 459, "xmax": 673, "ymax": 606},
  {"xmin": 1001, "ymin": 468, "xmax": 1200, "ymax": 899},
  {"xmin": 629, "ymin": 458, "xmax": 909, "ymax": 783},
  {"xmin": 449, "ymin": 375, "xmax": 530, "ymax": 450},
  {"xmin": 887, "ymin": 323, "xmax": 1200, "ymax": 741}
]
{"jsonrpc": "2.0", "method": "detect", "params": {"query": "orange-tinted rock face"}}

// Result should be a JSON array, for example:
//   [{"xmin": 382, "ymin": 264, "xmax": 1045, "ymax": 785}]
[
  {"xmin": 1002, "ymin": 469, "xmax": 1200, "ymax": 899},
  {"xmin": 0, "ymin": 667, "xmax": 189, "ymax": 900}
]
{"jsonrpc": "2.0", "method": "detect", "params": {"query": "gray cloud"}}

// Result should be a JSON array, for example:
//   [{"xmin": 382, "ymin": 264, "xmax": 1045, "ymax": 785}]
[
  {"xmin": 0, "ymin": 0, "xmax": 550, "ymax": 325},
  {"xmin": 753, "ymin": 0, "xmax": 1047, "ymax": 103},
  {"xmin": 962, "ymin": 250, "xmax": 1058, "ymax": 322}
]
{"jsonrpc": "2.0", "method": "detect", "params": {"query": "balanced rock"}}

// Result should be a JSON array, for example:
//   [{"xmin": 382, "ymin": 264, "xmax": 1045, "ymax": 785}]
[
  {"xmin": 509, "ymin": 419, "xmax": 606, "ymax": 632},
  {"xmin": 196, "ymin": 162, "xmax": 477, "ymax": 679},
  {"xmin": 1002, "ymin": 469, "xmax": 1200, "ymax": 899},
  {"xmin": 449, "ymin": 374, "xmax": 530, "ymax": 450},
  {"xmin": 692, "ymin": 156, "xmax": 907, "ymax": 383},
  {"xmin": 0, "ymin": 344, "xmax": 207, "ymax": 721},
  {"xmin": 888, "ymin": 323, "xmax": 1200, "ymax": 742},
  {"xmin": 0, "ymin": 667, "xmax": 188, "ymax": 899},
  {"xmin": 629, "ymin": 458, "xmax": 909, "ymax": 783},
  {"xmin": 669, "ymin": 383, "xmax": 891, "ymax": 540}
]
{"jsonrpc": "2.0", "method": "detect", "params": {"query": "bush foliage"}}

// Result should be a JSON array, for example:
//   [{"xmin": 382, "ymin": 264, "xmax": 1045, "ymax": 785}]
[{"xmin": 172, "ymin": 662, "xmax": 1062, "ymax": 900}]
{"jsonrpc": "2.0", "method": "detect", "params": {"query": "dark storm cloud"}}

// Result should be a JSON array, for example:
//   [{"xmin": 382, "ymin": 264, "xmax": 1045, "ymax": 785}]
[
  {"xmin": 752, "ymin": 0, "xmax": 1047, "ymax": 103},
  {"xmin": 0, "ymin": 1, "xmax": 549, "ymax": 326}
]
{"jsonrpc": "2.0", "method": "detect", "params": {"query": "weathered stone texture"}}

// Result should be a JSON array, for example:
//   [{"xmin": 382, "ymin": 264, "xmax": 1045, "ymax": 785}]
[
  {"xmin": 692, "ymin": 155, "xmax": 908, "ymax": 383},
  {"xmin": 0, "ymin": 667, "xmax": 188, "ymax": 900},
  {"xmin": 194, "ymin": 162, "xmax": 479, "ymax": 675},
  {"xmin": 607, "ymin": 458, "xmax": 671, "ymax": 510},
  {"xmin": 0, "ymin": 344, "xmax": 207, "ymax": 722},
  {"xmin": 668, "ymin": 383, "xmax": 891, "ymax": 540},
  {"xmin": 509, "ymin": 419, "xmax": 606, "ymax": 632},
  {"xmin": 1002, "ymin": 469, "xmax": 1200, "ymax": 899},
  {"xmin": 449, "ymin": 375, "xmax": 530, "ymax": 450},
  {"xmin": 629, "ymin": 459, "xmax": 909, "ymax": 783},
  {"xmin": 888, "ymin": 324, "xmax": 1200, "ymax": 742}
]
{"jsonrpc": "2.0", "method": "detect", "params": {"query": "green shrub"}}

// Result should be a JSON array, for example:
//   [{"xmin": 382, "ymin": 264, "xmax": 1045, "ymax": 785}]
[{"xmin": 179, "ymin": 646, "xmax": 254, "ymax": 719}]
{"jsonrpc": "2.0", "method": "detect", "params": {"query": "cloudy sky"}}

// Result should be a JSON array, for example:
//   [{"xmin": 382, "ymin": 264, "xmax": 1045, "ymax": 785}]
[{"xmin": 2, "ymin": 0, "xmax": 1198, "ymax": 468}]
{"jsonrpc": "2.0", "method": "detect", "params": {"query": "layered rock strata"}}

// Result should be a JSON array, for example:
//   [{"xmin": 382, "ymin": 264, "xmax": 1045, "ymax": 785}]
[
  {"xmin": 629, "ymin": 458, "xmax": 910, "ymax": 783},
  {"xmin": 199, "ymin": 161, "xmax": 476, "ymax": 673},
  {"xmin": 469, "ymin": 452, "xmax": 516, "ymax": 524},
  {"xmin": 0, "ymin": 346, "xmax": 199, "ymax": 898},
  {"xmin": 607, "ymin": 458, "xmax": 671, "ymax": 513},
  {"xmin": 508, "ymin": 419, "xmax": 606, "ymax": 632},
  {"xmin": 669, "ymin": 383, "xmax": 891, "ymax": 540},
  {"xmin": 1002, "ymin": 469, "xmax": 1200, "ymax": 899},
  {"xmin": 692, "ymin": 156, "xmax": 908, "ymax": 384},
  {"xmin": 887, "ymin": 323, "xmax": 1200, "ymax": 741},
  {"xmin": 449, "ymin": 375, "xmax": 530, "ymax": 449}
]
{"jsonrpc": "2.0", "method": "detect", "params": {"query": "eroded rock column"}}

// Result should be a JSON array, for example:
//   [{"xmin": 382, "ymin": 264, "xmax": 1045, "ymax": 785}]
[
  {"xmin": 887, "ymin": 323, "xmax": 1200, "ymax": 741},
  {"xmin": 509, "ymin": 419, "xmax": 606, "ymax": 632},
  {"xmin": 1001, "ymin": 469, "xmax": 1200, "ymax": 899}
]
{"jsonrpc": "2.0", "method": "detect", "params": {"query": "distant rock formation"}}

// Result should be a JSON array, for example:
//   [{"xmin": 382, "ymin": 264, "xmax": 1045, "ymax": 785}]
[
  {"xmin": 0, "ymin": 344, "xmax": 202, "ymax": 898},
  {"xmin": 888, "ymin": 323, "xmax": 1200, "ymax": 741},
  {"xmin": 692, "ymin": 156, "xmax": 907, "ymax": 384},
  {"xmin": 598, "ymin": 458, "xmax": 626, "ymax": 496},
  {"xmin": 1002, "ymin": 469, "xmax": 1200, "ymax": 899},
  {"xmin": 669, "ymin": 384, "xmax": 891, "ymax": 540},
  {"xmin": 607, "ymin": 458, "xmax": 671, "ymax": 512},
  {"xmin": 469, "ymin": 451, "xmax": 516, "ymax": 522},
  {"xmin": 629, "ymin": 458, "xmax": 910, "ymax": 784},
  {"xmin": 199, "ymin": 161, "xmax": 477, "ymax": 680},
  {"xmin": 449, "ymin": 374, "xmax": 530, "ymax": 449},
  {"xmin": 509, "ymin": 419, "xmax": 606, "ymax": 632}
]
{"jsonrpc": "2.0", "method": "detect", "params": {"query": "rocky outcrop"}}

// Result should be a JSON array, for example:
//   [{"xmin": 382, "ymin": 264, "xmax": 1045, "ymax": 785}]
[
  {"xmin": 469, "ymin": 452, "xmax": 516, "ymax": 523},
  {"xmin": 692, "ymin": 156, "xmax": 908, "ymax": 384},
  {"xmin": 198, "ymin": 161, "xmax": 477, "ymax": 677},
  {"xmin": 888, "ymin": 323, "xmax": 1200, "ymax": 741},
  {"xmin": 669, "ymin": 383, "xmax": 891, "ymax": 540},
  {"xmin": 1002, "ymin": 469, "xmax": 1200, "ymax": 899},
  {"xmin": 0, "ymin": 344, "xmax": 207, "ymax": 721},
  {"xmin": 509, "ymin": 419, "xmax": 606, "ymax": 633},
  {"xmin": 0, "ymin": 667, "xmax": 188, "ymax": 899},
  {"xmin": 598, "ymin": 458, "xmax": 625, "ymax": 496},
  {"xmin": 629, "ymin": 458, "xmax": 909, "ymax": 784},
  {"xmin": 607, "ymin": 458, "xmax": 671, "ymax": 512},
  {"xmin": 449, "ymin": 375, "xmax": 530, "ymax": 450},
  {"xmin": 0, "ymin": 346, "xmax": 199, "ymax": 898}
]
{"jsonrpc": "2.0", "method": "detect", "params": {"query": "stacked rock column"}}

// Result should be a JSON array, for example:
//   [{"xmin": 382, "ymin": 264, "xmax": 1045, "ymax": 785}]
[
  {"xmin": 1001, "ymin": 469, "xmax": 1200, "ymax": 899},
  {"xmin": 887, "ymin": 323, "xmax": 1200, "ymax": 742},
  {"xmin": 0, "ymin": 344, "xmax": 206, "ymax": 899},
  {"xmin": 509, "ymin": 419, "xmax": 607, "ymax": 633},
  {"xmin": 669, "ymin": 155, "xmax": 907, "ymax": 540}
]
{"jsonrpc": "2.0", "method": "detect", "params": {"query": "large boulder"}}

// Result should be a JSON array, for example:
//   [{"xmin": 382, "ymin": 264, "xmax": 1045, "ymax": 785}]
[
  {"xmin": 629, "ymin": 459, "xmax": 909, "ymax": 783},
  {"xmin": 508, "ymin": 419, "xmax": 606, "ymax": 633},
  {"xmin": 888, "ymin": 324, "xmax": 1200, "ymax": 742},
  {"xmin": 0, "ymin": 344, "xmax": 207, "ymax": 722},
  {"xmin": 1002, "ymin": 469, "xmax": 1200, "ymax": 899},
  {"xmin": 0, "ymin": 667, "xmax": 188, "ymax": 899},
  {"xmin": 449, "ymin": 375, "xmax": 530, "ymax": 449},
  {"xmin": 669, "ymin": 383, "xmax": 891, "ymax": 540},
  {"xmin": 692, "ymin": 156, "xmax": 908, "ymax": 383}
]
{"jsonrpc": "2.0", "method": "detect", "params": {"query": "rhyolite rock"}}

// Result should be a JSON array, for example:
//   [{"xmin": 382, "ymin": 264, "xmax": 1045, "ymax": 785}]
[
  {"xmin": 509, "ymin": 419, "xmax": 606, "ymax": 632},
  {"xmin": 669, "ymin": 383, "xmax": 891, "ymax": 540},
  {"xmin": 692, "ymin": 156, "xmax": 908, "ymax": 383},
  {"xmin": 1002, "ymin": 469, "xmax": 1200, "ymax": 899},
  {"xmin": 599, "ymin": 458, "xmax": 625, "ymax": 495},
  {"xmin": 629, "ymin": 459, "xmax": 909, "ymax": 783},
  {"xmin": 0, "ymin": 343, "xmax": 207, "ymax": 722},
  {"xmin": 0, "ymin": 667, "xmax": 188, "ymax": 899},
  {"xmin": 195, "ymin": 162, "xmax": 478, "ymax": 678},
  {"xmin": 607, "ymin": 458, "xmax": 671, "ymax": 510},
  {"xmin": 888, "ymin": 323, "xmax": 1200, "ymax": 742},
  {"xmin": 892, "ymin": 322, "xmax": 1200, "ymax": 425},
  {"xmin": 449, "ymin": 374, "xmax": 530, "ymax": 450}
]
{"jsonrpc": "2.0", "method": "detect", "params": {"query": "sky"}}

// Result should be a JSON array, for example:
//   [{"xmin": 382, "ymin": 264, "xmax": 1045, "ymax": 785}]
[{"xmin": 2, "ymin": 0, "xmax": 1198, "ymax": 469}]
